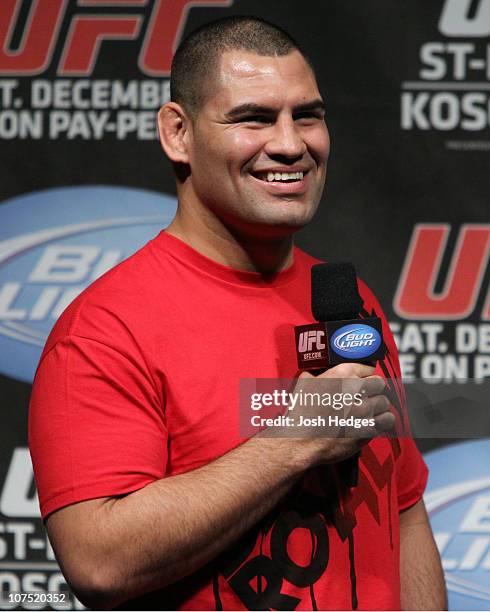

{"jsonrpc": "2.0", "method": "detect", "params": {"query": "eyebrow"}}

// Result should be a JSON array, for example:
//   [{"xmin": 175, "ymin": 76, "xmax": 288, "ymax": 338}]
[{"xmin": 224, "ymin": 99, "xmax": 326, "ymax": 120}]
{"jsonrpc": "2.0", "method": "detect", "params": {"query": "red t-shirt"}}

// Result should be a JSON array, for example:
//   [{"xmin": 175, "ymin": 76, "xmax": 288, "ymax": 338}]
[{"xmin": 29, "ymin": 232, "xmax": 427, "ymax": 610}]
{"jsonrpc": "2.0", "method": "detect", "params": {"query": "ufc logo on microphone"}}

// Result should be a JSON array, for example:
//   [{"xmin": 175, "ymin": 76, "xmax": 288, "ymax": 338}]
[{"xmin": 298, "ymin": 330, "xmax": 326, "ymax": 353}]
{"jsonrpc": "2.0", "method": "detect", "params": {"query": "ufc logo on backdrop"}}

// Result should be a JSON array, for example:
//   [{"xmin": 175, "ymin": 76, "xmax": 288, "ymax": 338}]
[
  {"xmin": 298, "ymin": 330, "xmax": 326, "ymax": 353},
  {"xmin": 394, "ymin": 224, "xmax": 490, "ymax": 320},
  {"xmin": 0, "ymin": 0, "xmax": 233, "ymax": 76},
  {"xmin": 439, "ymin": 0, "xmax": 490, "ymax": 36}
]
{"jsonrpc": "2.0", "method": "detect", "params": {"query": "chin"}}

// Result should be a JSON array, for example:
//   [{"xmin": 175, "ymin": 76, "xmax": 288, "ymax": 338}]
[{"xmin": 239, "ymin": 217, "xmax": 311, "ymax": 239}]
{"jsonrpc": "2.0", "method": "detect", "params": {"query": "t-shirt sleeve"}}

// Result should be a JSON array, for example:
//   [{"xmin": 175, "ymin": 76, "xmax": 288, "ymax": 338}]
[
  {"xmin": 395, "ymin": 437, "xmax": 428, "ymax": 511},
  {"xmin": 357, "ymin": 278, "xmax": 429, "ymax": 510},
  {"xmin": 379, "ymin": 311, "xmax": 428, "ymax": 510},
  {"xmin": 29, "ymin": 328, "xmax": 167, "ymax": 520}
]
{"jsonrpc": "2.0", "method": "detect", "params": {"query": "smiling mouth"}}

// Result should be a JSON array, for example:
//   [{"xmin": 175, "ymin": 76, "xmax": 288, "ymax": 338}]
[{"xmin": 252, "ymin": 171, "xmax": 306, "ymax": 183}]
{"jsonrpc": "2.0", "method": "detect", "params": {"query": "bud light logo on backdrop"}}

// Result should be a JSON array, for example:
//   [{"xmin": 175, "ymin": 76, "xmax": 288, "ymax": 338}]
[
  {"xmin": 0, "ymin": 186, "xmax": 177, "ymax": 383},
  {"xmin": 424, "ymin": 439, "xmax": 490, "ymax": 611},
  {"xmin": 330, "ymin": 323, "xmax": 381, "ymax": 360}
]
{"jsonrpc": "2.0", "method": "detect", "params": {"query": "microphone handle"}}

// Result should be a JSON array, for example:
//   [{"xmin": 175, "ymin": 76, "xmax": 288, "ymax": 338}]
[
  {"xmin": 308, "ymin": 366, "xmax": 361, "ymax": 487},
  {"xmin": 340, "ymin": 453, "xmax": 360, "ymax": 487},
  {"xmin": 338, "ymin": 357, "xmax": 378, "ymax": 487}
]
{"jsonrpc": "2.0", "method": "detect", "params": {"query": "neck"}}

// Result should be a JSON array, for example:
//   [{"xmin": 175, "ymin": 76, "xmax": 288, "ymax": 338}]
[{"xmin": 165, "ymin": 192, "xmax": 294, "ymax": 275}]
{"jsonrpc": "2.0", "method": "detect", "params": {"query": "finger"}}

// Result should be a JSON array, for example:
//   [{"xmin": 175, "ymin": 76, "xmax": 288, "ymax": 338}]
[
  {"xmin": 323, "ymin": 362, "xmax": 376, "ymax": 380},
  {"xmin": 343, "ymin": 404, "xmax": 394, "ymax": 439},
  {"xmin": 374, "ymin": 411, "xmax": 396, "ymax": 433},
  {"xmin": 361, "ymin": 375, "xmax": 386, "ymax": 397},
  {"xmin": 370, "ymin": 394, "xmax": 391, "ymax": 417},
  {"xmin": 298, "ymin": 370, "xmax": 315, "ymax": 380},
  {"xmin": 354, "ymin": 395, "xmax": 390, "ymax": 422}
]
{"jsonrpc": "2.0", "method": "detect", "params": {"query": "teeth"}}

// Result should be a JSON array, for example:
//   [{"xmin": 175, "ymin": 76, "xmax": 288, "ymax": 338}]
[{"xmin": 263, "ymin": 171, "xmax": 304, "ymax": 182}]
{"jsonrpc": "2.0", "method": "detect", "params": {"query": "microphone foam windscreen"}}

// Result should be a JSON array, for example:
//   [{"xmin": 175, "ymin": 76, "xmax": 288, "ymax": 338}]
[{"xmin": 311, "ymin": 262, "xmax": 363, "ymax": 321}]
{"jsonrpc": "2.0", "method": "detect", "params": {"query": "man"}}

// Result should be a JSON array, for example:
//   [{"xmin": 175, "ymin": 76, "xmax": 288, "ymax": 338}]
[{"xmin": 29, "ymin": 16, "xmax": 446, "ymax": 611}]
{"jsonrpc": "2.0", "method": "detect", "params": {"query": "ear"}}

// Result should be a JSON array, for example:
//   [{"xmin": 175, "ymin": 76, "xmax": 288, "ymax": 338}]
[{"xmin": 157, "ymin": 102, "xmax": 191, "ymax": 164}]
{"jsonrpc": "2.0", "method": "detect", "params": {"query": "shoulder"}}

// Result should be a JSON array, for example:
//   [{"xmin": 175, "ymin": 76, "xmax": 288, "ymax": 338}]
[
  {"xmin": 357, "ymin": 278, "xmax": 386, "ymax": 318},
  {"xmin": 356, "ymin": 279, "xmax": 403, "ymax": 385},
  {"xmin": 292, "ymin": 245, "xmax": 323, "ymax": 270},
  {"xmin": 40, "ymin": 233, "xmax": 171, "ymax": 358},
  {"xmin": 293, "ymin": 247, "xmax": 389, "ymax": 318}
]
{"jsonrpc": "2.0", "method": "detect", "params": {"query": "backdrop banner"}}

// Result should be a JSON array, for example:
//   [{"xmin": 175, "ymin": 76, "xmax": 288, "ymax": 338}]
[{"xmin": 0, "ymin": 1, "xmax": 488, "ymax": 609}]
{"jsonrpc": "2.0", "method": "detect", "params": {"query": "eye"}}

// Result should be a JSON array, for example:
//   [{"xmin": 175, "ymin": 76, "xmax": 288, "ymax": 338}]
[
  {"xmin": 238, "ymin": 115, "xmax": 272, "ymax": 124},
  {"xmin": 294, "ymin": 112, "xmax": 324, "ymax": 123}
]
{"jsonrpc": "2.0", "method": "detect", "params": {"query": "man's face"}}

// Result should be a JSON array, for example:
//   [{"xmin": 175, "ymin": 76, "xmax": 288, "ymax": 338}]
[{"xmin": 185, "ymin": 49, "xmax": 330, "ymax": 237}]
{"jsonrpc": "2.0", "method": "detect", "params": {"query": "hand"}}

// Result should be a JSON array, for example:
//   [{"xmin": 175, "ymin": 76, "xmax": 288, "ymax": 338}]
[{"xmin": 288, "ymin": 363, "xmax": 395, "ymax": 467}]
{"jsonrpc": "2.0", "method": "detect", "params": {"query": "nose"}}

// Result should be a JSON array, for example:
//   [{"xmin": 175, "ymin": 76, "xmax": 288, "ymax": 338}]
[{"xmin": 264, "ymin": 115, "xmax": 307, "ymax": 160}]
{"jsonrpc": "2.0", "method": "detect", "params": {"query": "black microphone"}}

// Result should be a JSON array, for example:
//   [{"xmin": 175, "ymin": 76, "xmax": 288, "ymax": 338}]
[
  {"xmin": 294, "ymin": 262, "xmax": 385, "ymax": 486},
  {"xmin": 311, "ymin": 262, "xmax": 363, "ymax": 322}
]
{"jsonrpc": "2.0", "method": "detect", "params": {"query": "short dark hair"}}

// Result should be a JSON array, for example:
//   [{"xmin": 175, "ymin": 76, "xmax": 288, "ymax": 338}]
[{"xmin": 170, "ymin": 16, "xmax": 312, "ymax": 116}]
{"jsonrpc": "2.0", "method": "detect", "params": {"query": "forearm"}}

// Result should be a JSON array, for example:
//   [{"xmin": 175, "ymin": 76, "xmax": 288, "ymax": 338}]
[
  {"xmin": 399, "ymin": 500, "xmax": 447, "ymax": 610},
  {"xmin": 50, "ymin": 436, "xmax": 313, "ymax": 608}
]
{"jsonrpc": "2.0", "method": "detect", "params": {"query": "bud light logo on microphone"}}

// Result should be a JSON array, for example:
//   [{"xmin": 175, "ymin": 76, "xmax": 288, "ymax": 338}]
[
  {"xmin": 330, "ymin": 323, "xmax": 382, "ymax": 360},
  {"xmin": 0, "ymin": 186, "xmax": 177, "ymax": 383}
]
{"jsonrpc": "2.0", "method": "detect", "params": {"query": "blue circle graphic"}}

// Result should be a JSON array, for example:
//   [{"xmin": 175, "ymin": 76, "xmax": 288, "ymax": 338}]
[
  {"xmin": 0, "ymin": 185, "xmax": 177, "ymax": 383},
  {"xmin": 424, "ymin": 440, "xmax": 490, "ymax": 610}
]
